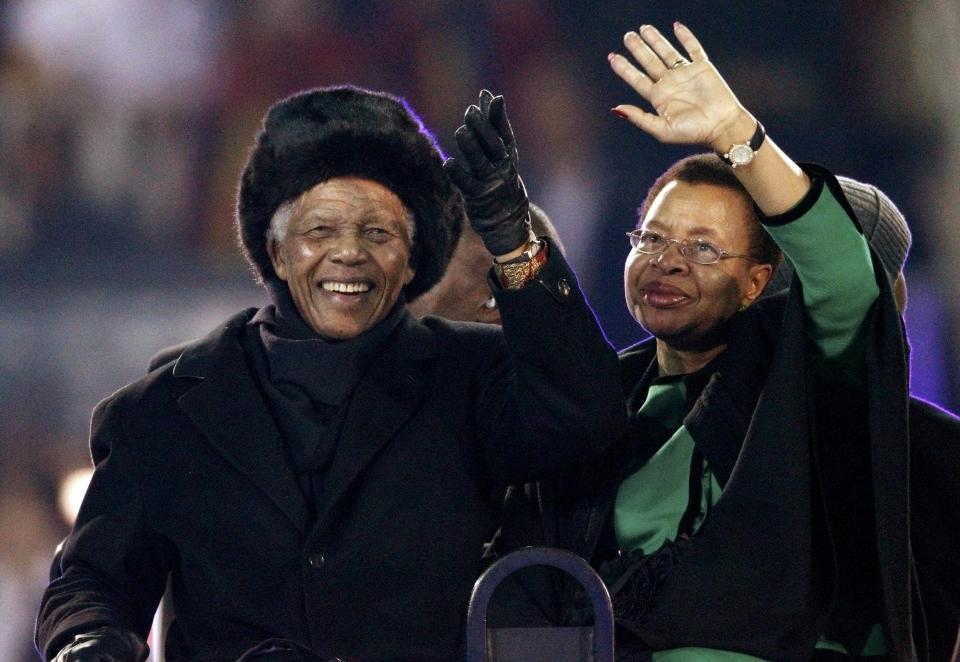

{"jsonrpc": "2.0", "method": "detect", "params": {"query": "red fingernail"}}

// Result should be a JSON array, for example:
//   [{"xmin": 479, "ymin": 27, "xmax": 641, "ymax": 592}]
[{"xmin": 610, "ymin": 108, "xmax": 628, "ymax": 119}]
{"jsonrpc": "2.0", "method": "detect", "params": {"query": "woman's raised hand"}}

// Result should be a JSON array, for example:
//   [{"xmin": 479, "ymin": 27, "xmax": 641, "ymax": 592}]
[{"xmin": 608, "ymin": 22, "xmax": 755, "ymax": 154}]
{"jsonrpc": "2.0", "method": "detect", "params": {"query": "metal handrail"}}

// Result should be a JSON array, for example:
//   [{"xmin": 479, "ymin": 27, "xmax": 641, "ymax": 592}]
[{"xmin": 465, "ymin": 546, "xmax": 614, "ymax": 662}]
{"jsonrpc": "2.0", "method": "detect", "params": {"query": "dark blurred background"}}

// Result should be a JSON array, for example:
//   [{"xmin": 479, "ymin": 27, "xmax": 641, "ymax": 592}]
[{"xmin": 1, "ymin": 2, "xmax": 957, "ymax": 658}]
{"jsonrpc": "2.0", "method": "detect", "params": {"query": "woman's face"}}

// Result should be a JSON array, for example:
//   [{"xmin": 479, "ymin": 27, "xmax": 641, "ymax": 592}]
[
  {"xmin": 624, "ymin": 180, "xmax": 771, "ymax": 351},
  {"xmin": 268, "ymin": 177, "xmax": 416, "ymax": 340}
]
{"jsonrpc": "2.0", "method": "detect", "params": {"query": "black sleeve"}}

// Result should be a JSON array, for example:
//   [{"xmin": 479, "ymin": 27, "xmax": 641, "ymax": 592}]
[
  {"xmin": 35, "ymin": 394, "xmax": 169, "ymax": 660},
  {"xmin": 475, "ymin": 242, "xmax": 626, "ymax": 485}
]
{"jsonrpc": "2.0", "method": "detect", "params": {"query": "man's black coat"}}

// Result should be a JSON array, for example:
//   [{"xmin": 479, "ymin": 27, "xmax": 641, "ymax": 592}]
[{"xmin": 36, "ymin": 254, "xmax": 623, "ymax": 661}]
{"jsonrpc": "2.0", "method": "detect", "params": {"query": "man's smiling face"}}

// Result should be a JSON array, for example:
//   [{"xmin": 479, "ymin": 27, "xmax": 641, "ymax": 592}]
[{"xmin": 268, "ymin": 177, "xmax": 416, "ymax": 340}]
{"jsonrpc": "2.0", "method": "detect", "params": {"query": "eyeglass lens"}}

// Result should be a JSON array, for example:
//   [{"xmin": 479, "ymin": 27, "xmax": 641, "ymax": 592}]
[{"xmin": 627, "ymin": 231, "xmax": 722, "ymax": 264}]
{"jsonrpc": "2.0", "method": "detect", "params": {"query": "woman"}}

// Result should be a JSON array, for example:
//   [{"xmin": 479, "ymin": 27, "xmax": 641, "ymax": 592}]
[{"xmin": 496, "ymin": 23, "xmax": 917, "ymax": 661}]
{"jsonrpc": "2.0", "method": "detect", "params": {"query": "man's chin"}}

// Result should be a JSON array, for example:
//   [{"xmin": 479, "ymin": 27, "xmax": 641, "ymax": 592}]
[{"xmin": 303, "ymin": 314, "xmax": 376, "ymax": 341}]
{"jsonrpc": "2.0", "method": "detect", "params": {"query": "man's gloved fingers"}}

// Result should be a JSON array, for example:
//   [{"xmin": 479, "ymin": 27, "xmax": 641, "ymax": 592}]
[
  {"xmin": 486, "ymin": 95, "xmax": 517, "ymax": 154},
  {"xmin": 478, "ymin": 89, "xmax": 495, "ymax": 116},
  {"xmin": 454, "ymin": 121, "xmax": 499, "ymax": 175},
  {"xmin": 442, "ymin": 157, "xmax": 483, "ymax": 196},
  {"xmin": 464, "ymin": 105, "xmax": 509, "ymax": 165}
]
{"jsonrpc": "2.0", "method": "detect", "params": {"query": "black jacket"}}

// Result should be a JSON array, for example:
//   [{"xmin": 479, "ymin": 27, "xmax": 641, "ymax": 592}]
[
  {"xmin": 909, "ymin": 397, "xmax": 960, "ymax": 661},
  {"xmin": 36, "ymin": 254, "xmax": 623, "ymax": 661},
  {"xmin": 496, "ymin": 268, "xmax": 922, "ymax": 661}
]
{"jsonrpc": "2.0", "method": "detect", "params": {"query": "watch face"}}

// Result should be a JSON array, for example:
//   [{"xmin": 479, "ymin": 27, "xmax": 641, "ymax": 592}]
[{"xmin": 728, "ymin": 144, "xmax": 754, "ymax": 167}]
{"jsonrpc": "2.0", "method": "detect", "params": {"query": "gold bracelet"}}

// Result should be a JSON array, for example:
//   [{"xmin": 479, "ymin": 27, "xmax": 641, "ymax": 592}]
[{"xmin": 494, "ymin": 240, "xmax": 547, "ymax": 289}]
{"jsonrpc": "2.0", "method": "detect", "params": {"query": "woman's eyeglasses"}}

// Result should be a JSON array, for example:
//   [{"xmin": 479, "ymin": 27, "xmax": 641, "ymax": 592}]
[{"xmin": 625, "ymin": 230, "xmax": 758, "ymax": 265}]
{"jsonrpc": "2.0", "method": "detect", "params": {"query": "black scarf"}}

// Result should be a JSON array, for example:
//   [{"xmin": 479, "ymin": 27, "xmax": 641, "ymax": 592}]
[{"xmin": 243, "ymin": 280, "xmax": 406, "ymax": 516}]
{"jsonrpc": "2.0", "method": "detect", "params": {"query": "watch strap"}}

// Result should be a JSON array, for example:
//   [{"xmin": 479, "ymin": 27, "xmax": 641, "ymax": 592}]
[{"xmin": 718, "ymin": 121, "xmax": 765, "ymax": 166}]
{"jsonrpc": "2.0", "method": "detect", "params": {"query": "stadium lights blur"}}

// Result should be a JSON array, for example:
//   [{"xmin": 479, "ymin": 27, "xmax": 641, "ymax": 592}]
[{"xmin": 58, "ymin": 467, "xmax": 93, "ymax": 526}]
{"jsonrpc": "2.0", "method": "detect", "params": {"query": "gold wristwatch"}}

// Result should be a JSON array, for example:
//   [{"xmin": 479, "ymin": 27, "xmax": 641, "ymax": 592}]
[
  {"xmin": 493, "ymin": 239, "xmax": 547, "ymax": 289},
  {"xmin": 719, "ymin": 121, "xmax": 765, "ymax": 168}
]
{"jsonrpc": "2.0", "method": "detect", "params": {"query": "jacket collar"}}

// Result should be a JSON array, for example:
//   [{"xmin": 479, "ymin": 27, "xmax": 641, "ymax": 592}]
[
  {"xmin": 615, "ymin": 293, "xmax": 789, "ymax": 487},
  {"xmin": 171, "ymin": 308, "xmax": 438, "ymax": 534},
  {"xmin": 171, "ymin": 309, "xmax": 257, "ymax": 379}
]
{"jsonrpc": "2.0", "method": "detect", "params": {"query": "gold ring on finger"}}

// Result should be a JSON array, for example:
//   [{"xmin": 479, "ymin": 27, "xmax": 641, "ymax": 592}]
[{"xmin": 669, "ymin": 57, "xmax": 686, "ymax": 69}]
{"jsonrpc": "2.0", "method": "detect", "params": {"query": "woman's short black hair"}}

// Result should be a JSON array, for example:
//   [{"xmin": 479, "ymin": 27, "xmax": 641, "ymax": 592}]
[{"xmin": 637, "ymin": 153, "xmax": 782, "ymax": 269}]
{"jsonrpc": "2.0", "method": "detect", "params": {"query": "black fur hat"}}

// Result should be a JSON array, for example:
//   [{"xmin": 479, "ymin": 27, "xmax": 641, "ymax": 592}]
[{"xmin": 237, "ymin": 85, "xmax": 464, "ymax": 300}]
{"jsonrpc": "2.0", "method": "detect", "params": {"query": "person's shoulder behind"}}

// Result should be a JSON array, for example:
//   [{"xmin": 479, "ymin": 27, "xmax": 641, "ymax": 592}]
[
  {"xmin": 911, "ymin": 397, "xmax": 960, "ymax": 428},
  {"xmin": 910, "ymin": 396, "xmax": 960, "ymax": 476}
]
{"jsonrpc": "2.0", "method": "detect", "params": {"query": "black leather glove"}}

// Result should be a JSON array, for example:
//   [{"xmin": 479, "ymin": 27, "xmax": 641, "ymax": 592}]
[
  {"xmin": 53, "ymin": 627, "xmax": 149, "ymax": 662},
  {"xmin": 443, "ymin": 90, "xmax": 532, "ymax": 256}
]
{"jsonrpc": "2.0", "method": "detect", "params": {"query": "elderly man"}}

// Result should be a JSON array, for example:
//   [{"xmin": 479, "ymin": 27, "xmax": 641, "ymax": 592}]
[{"xmin": 36, "ymin": 86, "xmax": 621, "ymax": 661}]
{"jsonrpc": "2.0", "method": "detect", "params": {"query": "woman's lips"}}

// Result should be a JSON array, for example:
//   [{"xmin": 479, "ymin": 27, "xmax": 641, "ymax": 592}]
[{"xmin": 641, "ymin": 282, "xmax": 691, "ymax": 308}]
